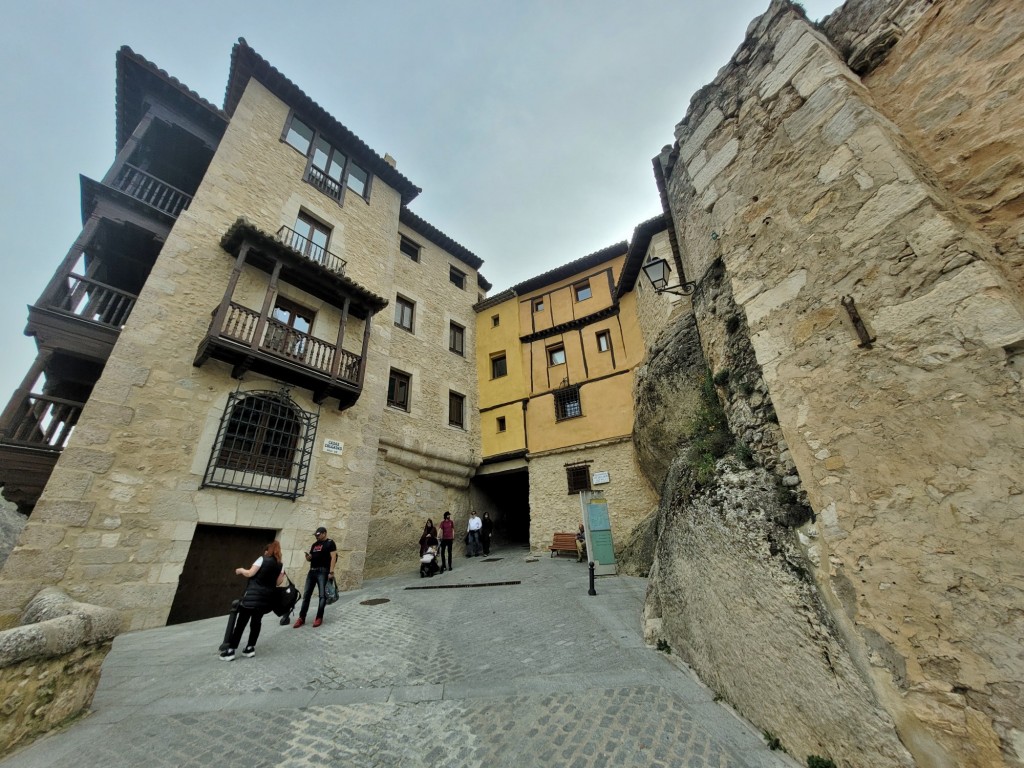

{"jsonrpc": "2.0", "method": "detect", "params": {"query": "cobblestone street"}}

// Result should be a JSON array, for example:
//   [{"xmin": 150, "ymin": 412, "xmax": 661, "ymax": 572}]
[{"xmin": 2, "ymin": 552, "xmax": 797, "ymax": 768}]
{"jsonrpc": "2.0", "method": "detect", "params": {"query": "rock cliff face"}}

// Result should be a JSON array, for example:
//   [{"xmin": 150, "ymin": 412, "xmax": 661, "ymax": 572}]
[{"xmin": 637, "ymin": 1, "xmax": 1024, "ymax": 766}]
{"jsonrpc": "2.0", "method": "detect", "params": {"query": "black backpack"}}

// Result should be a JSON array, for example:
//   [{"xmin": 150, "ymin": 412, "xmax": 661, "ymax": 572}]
[{"xmin": 273, "ymin": 576, "xmax": 300, "ymax": 618}]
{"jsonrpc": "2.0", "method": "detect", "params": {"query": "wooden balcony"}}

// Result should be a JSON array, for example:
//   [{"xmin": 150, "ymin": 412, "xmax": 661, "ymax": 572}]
[
  {"xmin": 110, "ymin": 163, "xmax": 193, "ymax": 218},
  {"xmin": 0, "ymin": 392, "xmax": 84, "ymax": 513},
  {"xmin": 26, "ymin": 273, "xmax": 138, "ymax": 362},
  {"xmin": 194, "ymin": 302, "xmax": 364, "ymax": 407}
]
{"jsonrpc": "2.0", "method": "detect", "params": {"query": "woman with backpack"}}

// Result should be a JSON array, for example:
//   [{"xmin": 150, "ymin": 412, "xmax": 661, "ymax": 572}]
[{"xmin": 221, "ymin": 540, "xmax": 285, "ymax": 661}]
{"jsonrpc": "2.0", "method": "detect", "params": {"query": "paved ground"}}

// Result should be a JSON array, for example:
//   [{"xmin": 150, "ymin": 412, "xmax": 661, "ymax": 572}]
[{"xmin": 2, "ymin": 548, "xmax": 798, "ymax": 768}]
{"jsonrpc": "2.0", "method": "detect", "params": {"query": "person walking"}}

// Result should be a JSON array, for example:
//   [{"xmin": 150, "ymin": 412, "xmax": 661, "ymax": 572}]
[
  {"xmin": 481, "ymin": 511, "xmax": 494, "ymax": 556},
  {"xmin": 221, "ymin": 540, "xmax": 284, "ymax": 661},
  {"xmin": 293, "ymin": 526, "xmax": 337, "ymax": 628},
  {"xmin": 438, "ymin": 511, "xmax": 455, "ymax": 572},
  {"xmin": 467, "ymin": 511, "xmax": 483, "ymax": 557}
]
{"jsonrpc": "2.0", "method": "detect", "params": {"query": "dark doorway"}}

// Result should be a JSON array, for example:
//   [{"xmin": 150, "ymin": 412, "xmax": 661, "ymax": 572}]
[
  {"xmin": 473, "ymin": 468, "xmax": 530, "ymax": 547},
  {"xmin": 166, "ymin": 523, "xmax": 276, "ymax": 625}
]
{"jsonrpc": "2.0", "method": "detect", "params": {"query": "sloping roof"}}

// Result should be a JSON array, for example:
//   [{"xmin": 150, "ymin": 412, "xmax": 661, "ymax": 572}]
[
  {"xmin": 615, "ymin": 214, "xmax": 667, "ymax": 297},
  {"xmin": 223, "ymin": 39, "xmax": 420, "ymax": 206},
  {"xmin": 510, "ymin": 241, "xmax": 628, "ymax": 297},
  {"xmin": 399, "ymin": 207, "xmax": 484, "ymax": 271},
  {"xmin": 115, "ymin": 46, "xmax": 228, "ymax": 152}
]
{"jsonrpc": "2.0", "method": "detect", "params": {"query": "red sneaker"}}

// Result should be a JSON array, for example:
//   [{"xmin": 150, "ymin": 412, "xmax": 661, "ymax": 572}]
[
  {"xmin": 292, "ymin": 618, "xmax": 304, "ymax": 628},
  {"xmin": 312, "ymin": 617, "xmax": 322, "ymax": 628}
]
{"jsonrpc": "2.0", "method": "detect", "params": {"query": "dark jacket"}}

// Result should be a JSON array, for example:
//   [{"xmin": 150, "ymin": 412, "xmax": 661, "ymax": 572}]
[{"xmin": 240, "ymin": 555, "xmax": 282, "ymax": 612}]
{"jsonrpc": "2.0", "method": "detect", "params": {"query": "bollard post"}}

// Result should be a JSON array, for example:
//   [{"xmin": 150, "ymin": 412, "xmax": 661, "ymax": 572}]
[{"xmin": 588, "ymin": 561, "xmax": 597, "ymax": 596}]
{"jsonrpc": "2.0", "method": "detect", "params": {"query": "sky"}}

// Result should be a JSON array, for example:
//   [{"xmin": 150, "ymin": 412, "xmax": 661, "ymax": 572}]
[{"xmin": 0, "ymin": 0, "xmax": 839, "ymax": 405}]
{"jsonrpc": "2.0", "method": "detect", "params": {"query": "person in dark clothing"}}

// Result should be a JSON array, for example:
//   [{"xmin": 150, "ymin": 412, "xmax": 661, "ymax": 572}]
[
  {"xmin": 294, "ymin": 526, "xmax": 338, "ymax": 628},
  {"xmin": 481, "ymin": 512, "xmax": 494, "ymax": 556},
  {"xmin": 438, "ymin": 511, "xmax": 455, "ymax": 572},
  {"xmin": 418, "ymin": 519, "xmax": 438, "ymax": 556},
  {"xmin": 221, "ymin": 540, "xmax": 284, "ymax": 661}
]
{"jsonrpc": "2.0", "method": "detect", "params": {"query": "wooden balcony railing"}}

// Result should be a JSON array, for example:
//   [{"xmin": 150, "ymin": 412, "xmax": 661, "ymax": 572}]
[
  {"xmin": 306, "ymin": 166, "xmax": 343, "ymax": 203},
  {"xmin": 276, "ymin": 226, "xmax": 347, "ymax": 275},
  {"xmin": 0, "ymin": 392, "xmax": 83, "ymax": 451},
  {"xmin": 111, "ymin": 163, "xmax": 193, "ymax": 217},
  {"xmin": 47, "ymin": 273, "xmax": 138, "ymax": 329},
  {"xmin": 220, "ymin": 303, "xmax": 361, "ymax": 383}
]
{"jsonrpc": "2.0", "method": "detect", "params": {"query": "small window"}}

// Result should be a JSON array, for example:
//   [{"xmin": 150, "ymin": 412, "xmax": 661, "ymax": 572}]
[
  {"xmin": 290, "ymin": 213, "xmax": 331, "ymax": 264},
  {"xmin": 574, "ymin": 281, "xmax": 592, "ymax": 302},
  {"xmin": 596, "ymin": 331, "xmax": 611, "ymax": 353},
  {"xmin": 347, "ymin": 162, "xmax": 369, "ymax": 197},
  {"xmin": 450, "ymin": 266, "xmax": 466, "ymax": 289},
  {"xmin": 554, "ymin": 385, "xmax": 582, "ymax": 420},
  {"xmin": 395, "ymin": 296, "xmax": 415, "ymax": 332},
  {"xmin": 449, "ymin": 391, "xmax": 465, "ymax": 428},
  {"xmin": 388, "ymin": 369, "xmax": 411, "ymax": 410},
  {"xmin": 491, "ymin": 315, "xmax": 500, "ymax": 327},
  {"xmin": 400, "ymin": 235, "xmax": 420, "ymax": 261},
  {"xmin": 491, "ymin": 353, "xmax": 507, "ymax": 379},
  {"xmin": 565, "ymin": 463, "xmax": 591, "ymax": 494},
  {"xmin": 533, "ymin": 298, "xmax": 544, "ymax": 313},
  {"xmin": 449, "ymin": 322, "xmax": 465, "ymax": 356},
  {"xmin": 496, "ymin": 416, "xmax": 506, "ymax": 432},
  {"xmin": 284, "ymin": 115, "xmax": 314, "ymax": 155},
  {"xmin": 548, "ymin": 345, "xmax": 566, "ymax": 366}
]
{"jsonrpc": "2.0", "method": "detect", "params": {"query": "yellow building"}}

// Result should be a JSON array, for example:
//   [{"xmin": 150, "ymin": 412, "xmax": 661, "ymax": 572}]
[{"xmin": 474, "ymin": 231, "xmax": 663, "ymax": 553}]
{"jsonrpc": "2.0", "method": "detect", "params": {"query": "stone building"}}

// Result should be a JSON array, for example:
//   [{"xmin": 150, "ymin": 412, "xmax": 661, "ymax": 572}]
[{"xmin": 0, "ymin": 41, "xmax": 484, "ymax": 630}]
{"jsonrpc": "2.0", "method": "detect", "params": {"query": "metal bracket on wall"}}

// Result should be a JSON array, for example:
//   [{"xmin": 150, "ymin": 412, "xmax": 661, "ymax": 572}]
[{"xmin": 841, "ymin": 295, "xmax": 876, "ymax": 349}]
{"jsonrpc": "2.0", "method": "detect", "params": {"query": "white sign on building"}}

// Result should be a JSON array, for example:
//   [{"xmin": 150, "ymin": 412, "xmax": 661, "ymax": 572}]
[{"xmin": 323, "ymin": 439, "xmax": 344, "ymax": 455}]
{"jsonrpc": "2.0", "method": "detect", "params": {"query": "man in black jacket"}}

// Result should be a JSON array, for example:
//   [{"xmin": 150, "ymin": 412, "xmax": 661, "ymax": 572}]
[{"xmin": 293, "ymin": 526, "xmax": 338, "ymax": 628}]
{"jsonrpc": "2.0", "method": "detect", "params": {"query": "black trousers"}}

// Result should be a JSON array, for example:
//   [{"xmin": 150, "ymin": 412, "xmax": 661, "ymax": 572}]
[
  {"xmin": 229, "ymin": 605, "xmax": 266, "ymax": 649},
  {"xmin": 439, "ymin": 539, "xmax": 453, "ymax": 570}
]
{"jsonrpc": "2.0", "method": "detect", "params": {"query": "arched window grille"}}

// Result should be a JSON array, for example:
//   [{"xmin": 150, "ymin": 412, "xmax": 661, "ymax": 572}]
[{"xmin": 203, "ymin": 390, "xmax": 318, "ymax": 499}]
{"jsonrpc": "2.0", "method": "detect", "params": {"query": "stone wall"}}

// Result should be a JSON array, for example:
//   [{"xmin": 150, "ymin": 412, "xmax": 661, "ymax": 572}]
[
  {"xmin": 0, "ymin": 588, "xmax": 119, "ymax": 756},
  {"xmin": 527, "ymin": 439, "xmax": 656, "ymax": 556},
  {"xmin": 646, "ymin": 0, "xmax": 1024, "ymax": 765}
]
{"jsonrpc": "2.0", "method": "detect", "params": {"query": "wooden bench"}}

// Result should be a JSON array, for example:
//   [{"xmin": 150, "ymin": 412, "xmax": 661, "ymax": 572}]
[{"xmin": 549, "ymin": 532, "xmax": 580, "ymax": 558}]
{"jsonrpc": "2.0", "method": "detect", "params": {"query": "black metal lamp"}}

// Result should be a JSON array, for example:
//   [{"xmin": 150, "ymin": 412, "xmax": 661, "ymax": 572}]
[{"xmin": 641, "ymin": 257, "xmax": 694, "ymax": 296}]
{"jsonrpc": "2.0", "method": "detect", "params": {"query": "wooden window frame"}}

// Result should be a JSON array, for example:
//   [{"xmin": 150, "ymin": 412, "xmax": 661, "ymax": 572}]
[
  {"xmin": 449, "ymin": 321, "xmax": 465, "ymax": 356},
  {"xmin": 491, "ymin": 314, "xmax": 500, "ymax": 327},
  {"xmin": 448, "ymin": 390, "xmax": 466, "ymax": 429},
  {"xmin": 387, "ymin": 369, "xmax": 411, "ymax": 411},
  {"xmin": 547, "ymin": 344, "xmax": 566, "ymax": 367},
  {"xmin": 496, "ymin": 416, "xmax": 507, "ymax": 433},
  {"xmin": 490, "ymin": 353, "xmax": 507, "ymax": 379},
  {"xmin": 282, "ymin": 111, "xmax": 373, "ymax": 206},
  {"xmin": 400, "ymin": 235, "xmax": 421, "ymax": 262},
  {"xmin": 450, "ymin": 265, "xmax": 466, "ymax": 289},
  {"xmin": 574, "ymin": 280, "xmax": 592, "ymax": 302},
  {"xmin": 533, "ymin": 298, "xmax": 544, "ymax": 313},
  {"xmin": 395, "ymin": 295, "xmax": 415, "ymax": 332},
  {"xmin": 596, "ymin": 330, "xmax": 611, "ymax": 353}
]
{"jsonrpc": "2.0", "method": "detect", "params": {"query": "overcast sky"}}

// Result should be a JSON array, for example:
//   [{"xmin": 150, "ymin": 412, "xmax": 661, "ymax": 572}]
[{"xmin": 0, "ymin": 0, "xmax": 838, "ymax": 405}]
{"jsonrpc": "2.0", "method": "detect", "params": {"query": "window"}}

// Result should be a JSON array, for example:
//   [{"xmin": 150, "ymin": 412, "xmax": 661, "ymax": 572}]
[
  {"xmin": 203, "ymin": 390, "xmax": 317, "ymax": 500},
  {"xmin": 554, "ymin": 384, "xmax": 582, "ymax": 420},
  {"xmin": 596, "ymin": 330, "xmax": 611, "ymax": 353},
  {"xmin": 574, "ymin": 281, "xmax": 592, "ymax": 302},
  {"xmin": 450, "ymin": 265, "xmax": 466, "ymax": 289},
  {"xmin": 496, "ymin": 416, "xmax": 506, "ymax": 432},
  {"xmin": 449, "ymin": 391, "xmax": 465, "ymax": 428},
  {"xmin": 449, "ymin": 322, "xmax": 465, "ymax": 356},
  {"xmin": 395, "ymin": 296, "xmax": 415, "ymax": 332},
  {"xmin": 265, "ymin": 297, "xmax": 314, "ymax": 361},
  {"xmin": 533, "ymin": 298, "xmax": 544, "ymax": 313},
  {"xmin": 289, "ymin": 213, "xmax": 331, "ymax": 265},
  {"xmin": 491, "ymin": 353, "xmax": 507, "ymax": 379},
  {"xmin": 400, "ymin": 235, "xmax": 421, "ymax": 262},
  {"xmin": 388, "ymin": 369, "xmax": 411, "ymax": 410},
  {"xmin": 548, "ymin": 345, "xmax": 566, "ymax": 366},
  {"xmin": 284, "ymin": 116, "xmax": 314, "ymax": 155},
  {"xmin": 565, "ymin": 462, "xmax": 592, "ymax": 494},
  {"xmin": 491, "ymin": 315, "xmax": 500, "ymax": 327},
  {"xmin": 283, "ymin": 113, "xmax": 373, "ymax": 204}
]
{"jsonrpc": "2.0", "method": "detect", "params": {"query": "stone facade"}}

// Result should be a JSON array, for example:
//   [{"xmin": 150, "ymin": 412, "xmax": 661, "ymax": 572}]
[{"xmin": 643, "ymin": 1, "xmax": 1024, "ymax": 765}]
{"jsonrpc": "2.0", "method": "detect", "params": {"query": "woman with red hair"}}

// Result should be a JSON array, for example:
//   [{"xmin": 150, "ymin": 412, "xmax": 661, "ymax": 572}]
[{"xmin": 220, "ymin": 540, "xmax": 284, "ymax": 661}]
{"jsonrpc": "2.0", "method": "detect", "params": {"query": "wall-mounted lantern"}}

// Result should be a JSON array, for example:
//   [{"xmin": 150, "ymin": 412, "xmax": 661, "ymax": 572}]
[{"xmin": 641, "ymin": 257, "xmax": 695, "ymax": 296}]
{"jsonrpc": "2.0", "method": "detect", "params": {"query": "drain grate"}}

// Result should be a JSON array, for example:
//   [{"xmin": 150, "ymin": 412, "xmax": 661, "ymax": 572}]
[
  {"xmin": 480, "ymin": 557, "xmax": 503, "ymax": 562},
  {"xmin": 359, "ymin": 598, "xmax": 390, "ymax": 606},
  {"xmin": 405, "ymin": 580, "xmax": 521, "ymax": 591}
]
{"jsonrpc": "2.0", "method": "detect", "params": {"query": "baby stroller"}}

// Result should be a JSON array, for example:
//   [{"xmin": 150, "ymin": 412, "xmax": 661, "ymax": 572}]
[{"xmin": 420, "ymin": 545, "xmax": 440, "ymax": 578}]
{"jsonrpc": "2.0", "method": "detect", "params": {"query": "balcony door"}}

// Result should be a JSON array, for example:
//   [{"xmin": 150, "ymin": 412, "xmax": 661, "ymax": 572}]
[{"xmin": 265, "ymin": 297, "xmax": 314, "ymax": 362}]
